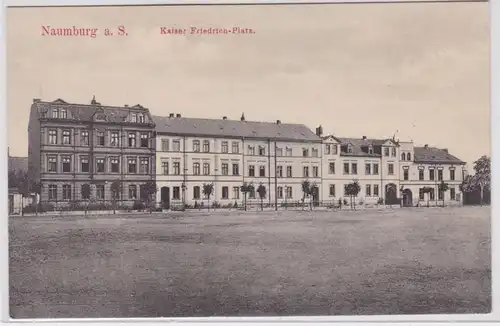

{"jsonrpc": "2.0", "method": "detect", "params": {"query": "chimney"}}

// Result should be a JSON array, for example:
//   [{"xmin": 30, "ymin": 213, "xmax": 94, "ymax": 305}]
[
  {"xmin": 442, "ymin": 148, "xmax": 448, "ymax": 153},
  {"xmin": 124, "ymin": 104, "xmax": 129, "ymax": 107},
  {"xmin": 276, "ymin": 120, "xmax": 281, "ymax": 124},
  {"xmin": 240, "ymin": 113, "xmax": 245, "ymax": 121},
  {"xmin": 424, "ymin": 144, "xmax": 428, "ymax": 148},
  {"xmin": 362, "ymin": 136, "xmax": 367, "ymax": 140},
  {"xmin": 176, "ymin": 114, "xmax": 181, "ymax": 118},
  {"xmin": 222, "ymin": 116, "xmax": 227, "ymax": 120},
  {"xmin": 315, "ymin": 125, "xmax": 323, "ymax": 137},
  {"xmin": 169, "ymin": 113, "xmax": 174, "ymax": 118},
  {"xmin": 33, "ymin": 98, "xmax": 41, "ymax": 103}
]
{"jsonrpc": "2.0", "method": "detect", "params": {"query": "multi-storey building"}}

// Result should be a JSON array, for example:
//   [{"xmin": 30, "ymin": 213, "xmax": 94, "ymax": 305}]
[
  {"xmin": 27, "ymin": 97, "xmax": 156, "ymax": 206},
  {"xmin": 154, "ymin": 114, "xmax": 322, "ymax": 207}
]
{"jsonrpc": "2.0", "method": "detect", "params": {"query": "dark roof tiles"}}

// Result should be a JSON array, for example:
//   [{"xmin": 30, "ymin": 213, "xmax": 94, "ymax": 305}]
[{"xmin": 414, "ymin": 146, "xmax": 465, "ymax": 164}]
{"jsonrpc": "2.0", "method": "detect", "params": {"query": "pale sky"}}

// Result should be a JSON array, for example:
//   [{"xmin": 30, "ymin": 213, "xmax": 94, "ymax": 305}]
[{"xmin": 6, "ymin": 3, "xmax": 490, "ymax": 168}]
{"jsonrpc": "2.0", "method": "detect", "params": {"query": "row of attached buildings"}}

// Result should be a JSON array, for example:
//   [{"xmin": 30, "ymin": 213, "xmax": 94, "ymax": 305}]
[{"xmin": 27, "ymin": 98, "xmax": 467, "ymax": 208}]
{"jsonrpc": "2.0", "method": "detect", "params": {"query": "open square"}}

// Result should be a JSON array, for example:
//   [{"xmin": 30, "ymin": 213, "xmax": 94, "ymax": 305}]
[{"xmin": 9, "ymin": 206, "xmax": 491, "ymax": 318}]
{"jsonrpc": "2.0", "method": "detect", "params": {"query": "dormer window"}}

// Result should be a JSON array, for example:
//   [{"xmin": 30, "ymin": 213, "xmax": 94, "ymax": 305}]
[
  {"xmin": 368, "ymin": 146, "xmax": 373, "ymax": 155},
  {"xmin": 52, "ymin": 109, "xmax": 59, "ymax": 118},
  {"xmin": 138, "ymin": 114, "xmax": 145, "ymax": 123},
  {"xmin": 60, "ymin": 109, "xmax": 67, "ymax": 119},
  {"xmin": 347, "ymin": 144, "xmax": 353, "ymax": 154},
  {"xmin": 130, "ymin": 113, "xmax": 137, "ymax": 123}
]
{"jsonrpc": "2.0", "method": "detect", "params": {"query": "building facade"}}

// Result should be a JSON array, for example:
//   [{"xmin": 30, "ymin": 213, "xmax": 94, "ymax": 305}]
[{"xmin": 27, "ymin": 98, "xmax": 156, "ymax": 206}]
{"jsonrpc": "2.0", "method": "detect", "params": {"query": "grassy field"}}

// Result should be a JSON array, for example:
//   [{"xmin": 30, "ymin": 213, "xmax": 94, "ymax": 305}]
[{"xmin": 9, "ymin": 206, "xmax": 491, "ymax": 318}]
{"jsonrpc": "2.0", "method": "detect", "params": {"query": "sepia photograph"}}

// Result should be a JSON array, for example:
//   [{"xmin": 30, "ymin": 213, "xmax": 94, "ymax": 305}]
[{"xmin": 6, "ymin": 1, "xmax": 491, "ymax": 319}]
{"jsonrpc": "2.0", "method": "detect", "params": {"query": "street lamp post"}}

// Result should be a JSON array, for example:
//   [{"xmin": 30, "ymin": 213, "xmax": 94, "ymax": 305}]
[{"xmin": 181, "ymin": 182, "xmax": 186, "ymax": 210}]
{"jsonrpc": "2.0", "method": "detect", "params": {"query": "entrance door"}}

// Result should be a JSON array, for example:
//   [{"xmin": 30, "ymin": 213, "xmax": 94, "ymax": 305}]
[
  {"xmin": 160, "ymin": 187, "xmax": 170, "ymax": 209},
  {"xmin": 402, "ymin": 189, "xmax": 413, "ymax": 207}
]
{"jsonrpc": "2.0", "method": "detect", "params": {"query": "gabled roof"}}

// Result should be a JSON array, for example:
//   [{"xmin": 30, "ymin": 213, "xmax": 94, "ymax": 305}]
[
  {"xmin": 414, "ymin": 146, "xmax": 465, "ymax": 165},
  {"xmin": 321, "ymin": 135, "xmax": 342, "ymax": 143},
  {"xmin": 32, "ymin": 98, "xmax": 153, "ymax": 125},
  {"xmin": 153, "ymin": 116, "xmax": 321, "ymax": 142},
  {"xmin": 336, "ymin": 137, "xmax": 396, "ymax": 157}
]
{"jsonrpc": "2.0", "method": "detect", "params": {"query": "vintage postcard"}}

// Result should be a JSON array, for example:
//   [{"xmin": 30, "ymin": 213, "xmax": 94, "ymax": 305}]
[{"xmin": 6, "ymin": 1, "xmax": 491, "ymax": 320}]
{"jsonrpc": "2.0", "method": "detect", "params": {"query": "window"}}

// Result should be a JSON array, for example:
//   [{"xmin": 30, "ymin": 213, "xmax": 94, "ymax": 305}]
[
  {"xmin": 96, "ymin": 158, "xmax": 105, "ymax": 173},
  {"xmin": 172, "ymin": 140, "xmax": 180, "ymax": 152},
  {"xmin": 332, "ymin": 145, "xmax": 338, "ymax": 155},
  {"xmin": 173, "ymin": 187, "xmax": 180, "ymax": 200},
  {"xmin": 373, "ymin": 185, "xmax": 379, "ymax": 196},
  {"xmin": 140, "ymin": 133, "xmax": 149, "ymax": 148},
  {"xmin": 329, "ymin": 185, "xmax": 336, "ymax": 197},
  {"xmin": 173, "ymin": 162, "xmax": 181, "ymax": 175},
  {"xmin": 401, "ymin": 153, "xmax": 406, "ymax": 161},
  {"xmin": 162, "ymin": 139, "xmax": 169, "ymax": 151},
  {"xmin": 365, "ymin": 163, "xmax": 371, "ymax": 175},
  {"xmin": 80, "ymin": 184, "xmax": 91, "ymax": 198},
  {"xmin": 221, "ymin": 141, "xmax": 228, "ymax": 153},
  {"xmin": 62, "ymin": 130, "xmax": 71, "ymax": 145},
  {"xmin": 128, "ymin": 133, "xmax": 136, "ymax": 147},
  {"xmin": 438, "ymin": 169, "xmax": 443, "ymax": 181},
  {"xmin": 259, "ymin": 166, "xmax": 266, "ymax": 177},
  {"xmin": 325, "ymin": 145, "xmax": 331, "ymax": 155},
  {"xmin": 96, "ymin": 185, "xmax": 105, "ymax": 200},
  {"xmin": 60, "ymin": 109, "xmax": 67, "ymax": 119},
  {"xmin": 302, "ymin": 148, "xmax": 309, "ymax": 157},
  {"xmin": 249, "ymin": 165, "xmax": 255, "ymax": 177},
  {"xmin": 232, "ymin": 163, "xmax": 239, "ymax": 176},
  {"xmin": 388, "ymin": 163, "xmax": 394, "ymax": 175},
  {"xmin": 193, "ymin": 186, "xmax": 200, "ymax": 200},
  {"xmin": 203, "ymin": 140, "xmax": 210, "ymax": 153},
  {"xmin": 286, "ymin": 148, "xmax": 293, "ymax": 156},
  {"xmin": 194, "ymin": 162, "xmax": 201, "ymax": 175},
  {"xmin": 303, "ymin": 166, "xmax": 309, "ymax": 177},
  {"xmin": 343, "ymin": 185, "xmax": 349, "ymax": 197},
  {"xmin": 129, "ymin": 185, "xmax": 137, "ymax": 200},
  {"xmin": 47, "ymin": 156, "xmax": 57, "ymax": 172},
  {"xmin": 140, "ymin": 158, "xmax": 149, "ymax": 174},
  {"xmin": 51, "ymin": 109, "xmax": 59, "ymax": 118},
  {"xmin": 259, "ymin": 146, "xmax": 266, "ymax": 156},
  {"xmin": 450, "ymin": 169, "xmax": 455, "ymax": 181},
  {"xmin": 373, "ymin": 164, "xmax": 379, "ymax": 175},
  {"xmin": 407, "ymin": 153, "xmax": 412, "ymax": 161},
  {"xmin": 384, "ymin": 147, "xmax": 389, "ymax": 156},
  {"xmin": 110, "ymin": 131, "xmax": 119, "ymax": 146},
  {"xmin": 193, "ymin": 140, "xmax": 200, "ymax": 152},
  {"xmin": 48, "ymin": 185, "xmax": 57, "ymax": 200},
  {"xmin": 161, "ymin": 161, "xmax": 169, "ymax": 175},
  {"xmin": 221, "ymin": 163, "xmax": 228, "ymax": 176},
  {"xmin": 128, "ymin": 158, "xmax": 137, "ymax": 174},
  {"xmin": 351, "ymin": 163, "xmax": 358, "ymax": 175},
  {"xmin": 403, "ymin": 169, "xmax": 409, "ymax": 181},
  {"xmin": 429, "ymin": 169, "xmax": 435, "ymax": 181},
  {"xmin": 419, "ymin": 170, "xmax": 424, "ymax": 180},
  {"xmin": 312, "ymin": 148, "xmax": 319, "ymax": 157},
  {"xmin": 286, "ymin": 186, "xmax": 293, "ymax": 198},
  {"xmin": 277, "ymin": 166, "xmax": 283, "ymax": 178},
  {"xmin": 48, "ymin": 129, "xmax": 57, "ymax": 144},
  {"xmin": 391, "ymin": 148, "xmax": 396, "ymax": 157},
  {"xmin": 277, "ymin": 186, "xmax": 283, "ymax": 199},
  {"xmin": 222, "ymin": 186, "xmax": 229, "ymax": 199},
  {"xmin": 249, "ymin": 187, "xmax": 256, "ymax": 199},
  {"xmin": 366, "ymin": 185, "xmax": 371, "ymax": 196},
  {"xmin": 313, "ymin": 166, "xmax": 319, "ymax": 177},
  {"xmin": 347, "ymin": 145, "xmax": 353, "ymax": 154},
  {"xmin": 81, "ymin": 130, "xmax": 89, "ymax": 146},
  {"xmin": 130, "ymin": 113, "xmax": 137, "ymax": 123},
  {"xmin": 203, "ymin": 163, "xmax": 210, "ymax": 175},
  {"xmin": 419, "ymin": 188, "xmax": 425, "ymax": 200},
  {"xmin": 248, "ymin": 146, "xmax": 255, "ymax": 155},
  {"xmin": 232, "ymin": 142, "xmax": 239, "ymax": 153},
  {"xmin": 343, "ymin": 163, "xmax": 350, "ymax": 174},
  {"xmin": 329, "ymin": 162, "xmax": 335, "ymax": 174},
  {"xmin": 232, "ymin": 187, "xmax": 240, "ymax": 199},
  {"xmin": 450, "ymin": 187, "xmax": 456, "ymax": 200},
  {"xmin": 62, "ymin": 185, "xmax": 71, "ymax": 200},
  {"xmin": 62, "ymin": 156, "xmax": 71, "ymax": 172},
  {"xmin": 138, "ymin": 114, "xmax": 145, "ymax": 123},
  {"xmin": 97, "ymin": 131, "xmax": 105, "ymax": 146},
  {"xmin": 430, "ymin": 188, "xmax": 435, "ymax": 200},
  {"xmin": 286, "ymin": 166, "xmax": 292, "ymax": 177},
  {"xmin": 81, "ymin": 156, "xmax": 89, "ymax": 172},
  {"xmin": 276, "ymin": 148, "xmax": 283, "ymax": 157},
  {"xmin": 368, "ymin": 146, "xmax": 374, "ymax": 155},
  {"xmin": 438, "ymin": 189, "xmax": 444, "ymax": 200},
  {"xmin": 111, "ymin": 157, "xmax": 119, "ymax": 173}
]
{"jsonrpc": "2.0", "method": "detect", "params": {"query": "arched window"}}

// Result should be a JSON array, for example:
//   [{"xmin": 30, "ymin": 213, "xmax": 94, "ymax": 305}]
[
  {"xmin": 407, "ymin": 153, "xmax": 412, "ymax": 161},
  {"xmin": 401, "ymin": 153, "xmax": 406, "ymax": 161}
]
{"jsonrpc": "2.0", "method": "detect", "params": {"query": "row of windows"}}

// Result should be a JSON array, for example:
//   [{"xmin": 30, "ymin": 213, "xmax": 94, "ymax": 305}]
[
  {"xmin": 47, "ymin": 129, "xmax": 152, "ymax": 148},
  {"xmin": 411, "ymin": 169, "xmax": 456, "ymax": 181},
  {"xmin": 419, "ymin": 187, "xmax": 456, "ymax": 200},
  {"xmin": 46, "ymin": 156, "xmax": 151, "ymax": 174},
  {"xmin": 326, "ymin": 184, "xmax": 381, "ymax": 197},
  {"xmin": 172, "ymin": 185, "xmax": 293, "ymax": 201},
  {"xmin": 48, "ymin": 109, "xmax": 147, "ymax": 123},
  {"xmin": 341, "ymin": 162, "xmax": 386, "ymax": 175},
  {"xmin": 47, "ymin": 184, "xmax": 143, "ymax": 201}
]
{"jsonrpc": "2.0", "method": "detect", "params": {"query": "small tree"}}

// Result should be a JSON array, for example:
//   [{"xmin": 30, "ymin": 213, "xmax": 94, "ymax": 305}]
[
  {"xmin": 310, "ymin": 183, "xmax": 319, "ymax": 210},
  {"xmin": 301, "ymin": 180, "xmax": 312, "ymax": 210},
  {"xmin": 140, "ymin": 181, "xmax": 158, "ymax": 214},
  {"xmin": 438, "ymin": 181, "xmax": 449, "ymax": 207},
  {"xmin": 81, "ymin": 183, "xmax": 91, "ymax": 215},
  {"xmin": 110, "ymin": 181, "xmax": 123, "ymax": 214},
  {"xmin": 240, "ymin": 182, "xmax": 254, "ymax": 211},
  {"xmin": 202, "ymin": 183, "xmax": 214, "ymax": 211},
  {"xmin": 472, "ymin": 155, "xmax": 491, "ymax": 206},
  {"xmin": 257, "ymin": 183, "xmax": 267, "ymax": 211},
  {"xmin": 421, "ymin": 187, "xmax": 433, "ymax": 207},
  {"xmin": 344, "ymin": 181, "xmax": 361, "ymax": 210}
]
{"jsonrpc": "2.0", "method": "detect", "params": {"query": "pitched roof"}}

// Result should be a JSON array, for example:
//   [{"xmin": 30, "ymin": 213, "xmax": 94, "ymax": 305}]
[
  {"xmin": 414, "ymin": 146, "xmax": 465, "ymax": 164},
  {"xmin": 32, "ymin": 98, "xmax": 152, "ymax": 124},
  {"xmin": 153, "ymin": 116, "xmax": 321, "ymax": 142},
  {"xmin": 336, "ymin": 137, "xmax": 394, "ymax": 157}
]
